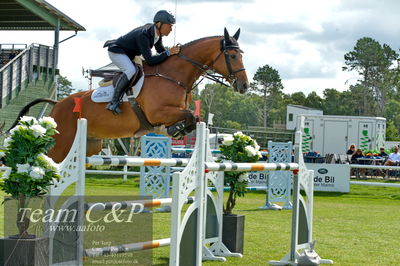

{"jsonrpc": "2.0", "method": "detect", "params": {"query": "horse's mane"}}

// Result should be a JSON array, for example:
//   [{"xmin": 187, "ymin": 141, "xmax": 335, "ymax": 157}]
[{"xmin": 180, "ymin": 35, "xmax": 223, "ymax": 48}]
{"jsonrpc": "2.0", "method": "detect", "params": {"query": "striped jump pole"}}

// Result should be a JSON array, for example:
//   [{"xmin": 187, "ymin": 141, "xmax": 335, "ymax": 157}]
[
  {"xmin": 85, "ymin": 197, "xmax": 195, "ymax": 211},
  {"xmin": 204, "ymin": 162, "xmax": 298, "ymax": 172},
  {"xmin": 172, "ymin": 147, "xmax": 221, "ymax": 154},
  {"xmin": 208, "ymin": 186, "xmax": 268, "ymax": 192},
  {"xmin": 172, "ymin": 147, "xmax": 268, "ymax": 156},
  {"xmin": 86, "ymin": 156, "xmax": 189, "ymax": 167},
  {"xmin": 84, "ymin": 238, "xmax": 171, "ymax": 258}
]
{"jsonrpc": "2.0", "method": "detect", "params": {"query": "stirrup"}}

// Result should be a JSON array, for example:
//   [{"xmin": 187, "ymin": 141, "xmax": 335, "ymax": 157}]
[{"xmin": 106, "ymin": 101, "xmax": 122, "ymax": 115}]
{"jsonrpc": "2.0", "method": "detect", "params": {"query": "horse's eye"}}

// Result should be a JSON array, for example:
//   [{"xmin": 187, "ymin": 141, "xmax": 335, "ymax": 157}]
[{"xmin": 231, "ymin": 54, "xmax": 236, "ymax": 59}]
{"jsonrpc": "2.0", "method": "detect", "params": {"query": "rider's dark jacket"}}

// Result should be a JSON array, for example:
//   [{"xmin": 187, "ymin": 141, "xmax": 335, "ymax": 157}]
[{"xmin": 104, "ymin": 23, "xmax": 168, "ymax": 65}]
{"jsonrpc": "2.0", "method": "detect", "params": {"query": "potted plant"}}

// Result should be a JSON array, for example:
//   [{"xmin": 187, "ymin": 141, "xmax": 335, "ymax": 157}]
[
  {"xmin": 0, "ymin": 116, "xmax": 60, "ymax": 266},
  {"xmin": 219, "ymin": 131, "xmax": 261, "ymax": 253}
]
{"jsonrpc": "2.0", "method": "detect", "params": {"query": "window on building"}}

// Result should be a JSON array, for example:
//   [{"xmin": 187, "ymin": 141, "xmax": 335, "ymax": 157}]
[{"xmin": 288, "ymin": 113, "xmax": 293, "ymax": 121}]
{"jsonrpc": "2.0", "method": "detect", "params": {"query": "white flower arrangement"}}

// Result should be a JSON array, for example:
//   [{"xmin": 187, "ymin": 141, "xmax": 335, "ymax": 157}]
[
  {"xmin": 0, "ymin": 115, "xmax": 60, "ymax": 196},
  {"xmin": 222, "ymin": 135, "xmax": 234, "ymax": 146},
  {"xmin": 234, "ymin": 131, "xmax": 244, "ymax": 137},
  {"xmin": 16, "ymin": 163, "xmax": 30, "ymax": 174},
  {"xmin": 237, "ymin": 173, "xmax": 249, "ymax": 183},
  {"xmin": 0, "ymin": 116, "xmax": 61, "ymax": 237},
  {"xmin": 29, "ymin": 166, "xmax": 45, "ymax": 179},
  {"xmin": 3, "ymin": 137, "xmax": 12, "ymax": 148},
  {"xmin": 30, "ymin": 124, "xmax": 47, "ymax": 137},
  {"xmin": 245, "ymin": 145, "xmax": 257, "ymax": 157},
  {"xmin": 20, "ymin": 116, "xmax": 38, "ymax": 125},
  {"xmin": 38, "ymin": 153, "xmax": 59, "ymax": 170},
  {"xmin": 39, "ymin": 117, "xmax": 57, "ymax": 129},
  {"xmin": 219, "ymin": 130, "xmax": 262, "ymax": 214}
]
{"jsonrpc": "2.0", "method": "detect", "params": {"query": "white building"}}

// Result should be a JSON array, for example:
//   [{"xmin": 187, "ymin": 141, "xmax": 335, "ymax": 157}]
[
  {"xmin": 286, "ymin": 104, "xmax": 323, "ymax": 130},
  {"xmin": 286, "ymin": 105, "xmax": 386, "ymax": 155}
]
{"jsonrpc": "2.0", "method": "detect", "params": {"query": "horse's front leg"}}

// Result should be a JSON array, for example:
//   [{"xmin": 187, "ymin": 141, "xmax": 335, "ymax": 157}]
[
  {"xmin": 150, "ymin": 107, "xmax": 196, "ymax": 138},
  {"xmin": 166, "ymin": 109, "xmax": 197, "ymax": 138}
]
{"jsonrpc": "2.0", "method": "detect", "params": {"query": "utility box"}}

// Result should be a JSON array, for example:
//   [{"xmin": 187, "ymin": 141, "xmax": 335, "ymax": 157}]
[{"xmin": 296, "ymin": 115, "xmax": 386, "ymax": 155}]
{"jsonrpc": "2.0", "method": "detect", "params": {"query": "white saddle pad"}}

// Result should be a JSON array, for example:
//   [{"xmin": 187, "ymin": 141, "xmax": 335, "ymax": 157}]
[{"xmin": 91, "ymin": 75, "xmax": 144, "ymax": 103}]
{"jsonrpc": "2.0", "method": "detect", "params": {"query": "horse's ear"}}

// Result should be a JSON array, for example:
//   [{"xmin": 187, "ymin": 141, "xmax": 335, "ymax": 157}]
[
  {"xmin": 233, "ymin": 28, "xmax": 240, "ymax": 41},
  {"xmin": 224, "ymin": 27, "xmax": 230, "ymax": 41}
]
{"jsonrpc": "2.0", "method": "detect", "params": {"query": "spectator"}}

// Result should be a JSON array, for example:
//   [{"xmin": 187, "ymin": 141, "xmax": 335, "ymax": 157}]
[
  {"xmin": 346, "ymin": 144, "xmax": 356, "ymax": 155},
  {"xmin": 379, "ymin": 147, "xmax": 388, "ymax": 157},
  {"xmin": 351, "ymin": 149, "xmax": 365, "ymax": 177},
  {"xmin": 351, "ymin": 149, "xmax": 364, "ymax": 164},
  {"xmin": 384, "ymin": 146, "xmax": 400, "ymax": 178}
]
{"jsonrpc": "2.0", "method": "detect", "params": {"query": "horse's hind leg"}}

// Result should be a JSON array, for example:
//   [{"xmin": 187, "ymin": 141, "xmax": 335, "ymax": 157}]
[{"xmin": 87, "ymin": 138, "xmax": 103, "ymax": 157}]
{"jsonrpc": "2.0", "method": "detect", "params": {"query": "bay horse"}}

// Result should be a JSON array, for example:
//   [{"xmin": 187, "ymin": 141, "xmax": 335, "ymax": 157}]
[{"xmin": 10, "ymin": 28, "xmax": 249, "ymax": 162}]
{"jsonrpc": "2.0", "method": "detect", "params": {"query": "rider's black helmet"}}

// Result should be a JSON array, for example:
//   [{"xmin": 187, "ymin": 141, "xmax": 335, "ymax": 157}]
[{"xmin": 153, "ymin": 10, "xmax": 176, "ymax": 24}]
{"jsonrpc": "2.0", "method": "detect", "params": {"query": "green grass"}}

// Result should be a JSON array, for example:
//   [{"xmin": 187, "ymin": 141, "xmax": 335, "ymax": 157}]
[{"xmin": 1, "ymin": 176, "xmax": 399, "ymax": 265}]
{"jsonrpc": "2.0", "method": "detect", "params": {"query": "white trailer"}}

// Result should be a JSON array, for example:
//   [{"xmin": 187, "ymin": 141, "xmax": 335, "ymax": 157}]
[{"xmin": 296, "ymin": 115, "xmax": 386, "ymax": 155}]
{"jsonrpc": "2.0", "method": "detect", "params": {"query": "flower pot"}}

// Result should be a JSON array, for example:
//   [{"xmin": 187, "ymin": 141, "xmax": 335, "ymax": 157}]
[
  {"xmin": 222, "ymin": 214, "xmax": 245, "ymax": 254},
  {"xmin": 0, "ymin": 235, "xmax": 49, "ymax": 266}
]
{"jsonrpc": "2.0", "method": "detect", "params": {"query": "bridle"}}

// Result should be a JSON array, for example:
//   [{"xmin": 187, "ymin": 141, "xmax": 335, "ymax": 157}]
[
  {"xmin": 177, "ymin": 38, "xmax": 246, "ymax": 87},
  {"xmin": 145, "ymin": 38, "xmax": 246, "ymax": 92}
]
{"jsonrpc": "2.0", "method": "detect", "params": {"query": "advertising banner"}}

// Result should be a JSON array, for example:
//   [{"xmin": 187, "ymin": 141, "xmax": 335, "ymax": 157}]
[
  {"xmin": 248, "ymin": 164, "xmax": 350, "ymax": 192},
  {"xmin": 306, "ymin": 164, "xmax": 350, "ymax": 192}
]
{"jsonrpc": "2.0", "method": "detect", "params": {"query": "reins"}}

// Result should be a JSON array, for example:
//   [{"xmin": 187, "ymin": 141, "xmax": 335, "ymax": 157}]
[{"xmin": 144, "ymin": 38, "xmax": 246, "ymax": 92}]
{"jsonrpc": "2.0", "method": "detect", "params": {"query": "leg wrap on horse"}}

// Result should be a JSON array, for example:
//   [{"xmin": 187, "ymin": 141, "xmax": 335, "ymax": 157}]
[
  {"xmin": 106, "ymin": 73, "xmax": 130, "ymax": 114},
  {"xmin": 167, "ymin": 112, "xmax": 197, "ymax": 138},
  {"xmin": 167, "ymin": 121, "xmax": 186, "ymax": 138}
]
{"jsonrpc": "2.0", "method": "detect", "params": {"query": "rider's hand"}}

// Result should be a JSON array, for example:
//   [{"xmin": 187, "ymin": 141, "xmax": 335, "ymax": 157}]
[{"xmin": 168, "ymin": 46, "xmax": 180, "ymax": 55}]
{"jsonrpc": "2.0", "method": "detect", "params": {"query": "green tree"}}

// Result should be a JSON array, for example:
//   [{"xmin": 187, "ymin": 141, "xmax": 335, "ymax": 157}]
[
  {"xmin": 386, "ymin": 121, "xmax": 400, "ymax": 141},
  {"xmin": 343, "ymin": 37, "xmax": 399, "ymax": 116},
  {"xmin": 323, "ymin": 88, "xmax": 343, "ymax": 114},
  {"xmin": 250, "ymin": 65, "xmax": 284, "ymax": 127},
  {"xmin": 348, "ymin": 84, "xmax": 376, "ymax": 116},
  {"xmin": 198, "ymin": 83, "xmax": 264, "ymax": 128},
  {"xmin": 57, "ymin": 76, "xmax": 74, "ymax": 99},
  {"xmin": 305, "ymin": 91, "xmax": 323, "ymax": 109},
  {"xmin": 288, "ymin": 92, "xmax": 306, "ymax": 106}
]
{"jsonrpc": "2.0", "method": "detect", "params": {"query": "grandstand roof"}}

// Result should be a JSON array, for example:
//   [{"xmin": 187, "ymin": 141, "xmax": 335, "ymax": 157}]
[{"xmin": 0, "ymin": 0, "xmax": 85, "ymax": 31}]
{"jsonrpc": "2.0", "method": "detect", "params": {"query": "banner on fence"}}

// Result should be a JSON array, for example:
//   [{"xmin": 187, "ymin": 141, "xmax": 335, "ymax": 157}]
[
  {"xmin": 248, "ymin": 164, "xmax": 350, "ymax": 192},
  {"xmin": 248, "ymin": 171, "xmax": 268, "ymax": 187},
  {"xmin": 306, "ymin": 164, "xmax": 350, "ymax": 192}
]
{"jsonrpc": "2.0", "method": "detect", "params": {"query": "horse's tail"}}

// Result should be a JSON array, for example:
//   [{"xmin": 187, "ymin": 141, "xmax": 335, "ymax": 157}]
[{"xmin": 7, "ymin": 98, "xmax": 58, "ymax": 131}]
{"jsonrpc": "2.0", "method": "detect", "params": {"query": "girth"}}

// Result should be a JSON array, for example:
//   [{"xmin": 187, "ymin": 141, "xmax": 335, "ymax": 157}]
[{"xmin": 128, "ymin": 97, "xmax": 154, "ymax": 132}]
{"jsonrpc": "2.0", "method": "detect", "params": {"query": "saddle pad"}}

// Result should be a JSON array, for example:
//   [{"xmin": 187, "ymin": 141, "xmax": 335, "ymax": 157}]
[{"xmin": 91, "ymin": 76, "xmax": 144, "ymax": 103}]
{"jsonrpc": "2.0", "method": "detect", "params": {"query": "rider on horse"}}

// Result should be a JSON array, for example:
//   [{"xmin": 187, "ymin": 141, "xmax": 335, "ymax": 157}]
[{"xmin": 103, "ymin": 10, "xmax": 181, "ymax": 114}]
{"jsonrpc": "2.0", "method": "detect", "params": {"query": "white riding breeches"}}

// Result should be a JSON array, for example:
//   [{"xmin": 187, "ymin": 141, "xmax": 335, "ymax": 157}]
[{"xmin": 108, "ymin": 51, "xmax": 137, "ymax": 80}]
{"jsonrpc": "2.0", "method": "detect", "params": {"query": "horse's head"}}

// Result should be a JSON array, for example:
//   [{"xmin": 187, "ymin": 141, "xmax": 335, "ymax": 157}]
[{"xmin": 213, "ymin": 28, "xmax": 249, "ymax": 93}]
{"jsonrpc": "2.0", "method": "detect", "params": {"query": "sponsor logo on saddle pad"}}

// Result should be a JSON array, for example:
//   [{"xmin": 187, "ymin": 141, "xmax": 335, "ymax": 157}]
[{"xmin": 91, "ymin": 76, "xmax": 144, "ymax": 103}]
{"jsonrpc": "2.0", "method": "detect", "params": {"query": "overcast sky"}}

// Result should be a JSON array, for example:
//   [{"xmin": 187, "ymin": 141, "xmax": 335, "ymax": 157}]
[{"xmin": 2, "ymin": 0, "xmax": 399, "ymax": 96}]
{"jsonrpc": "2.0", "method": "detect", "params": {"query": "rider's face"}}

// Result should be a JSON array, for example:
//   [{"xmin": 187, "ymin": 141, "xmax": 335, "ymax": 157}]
[{"xmin": 159, "ymin": 23, "xmax": 173, "ymax": 36}]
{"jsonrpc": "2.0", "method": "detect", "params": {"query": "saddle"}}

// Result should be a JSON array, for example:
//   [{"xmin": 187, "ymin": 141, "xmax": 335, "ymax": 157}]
[
  {"xmin": 95, "ymin": 64, "xmax": 144, "ymax": 94},
  {"xmin": 91, "ymin": 62, "xmax": 153, "ymax": 132}
]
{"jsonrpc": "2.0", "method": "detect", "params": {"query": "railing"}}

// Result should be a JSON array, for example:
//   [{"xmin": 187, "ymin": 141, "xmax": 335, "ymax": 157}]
[
  {"xmin": 0, "ymin": 43, "xmax": 56, "ymax": 108},
  {"xmin": 209, "ymin": 125, "xmax": 295, "ymax": 146}
]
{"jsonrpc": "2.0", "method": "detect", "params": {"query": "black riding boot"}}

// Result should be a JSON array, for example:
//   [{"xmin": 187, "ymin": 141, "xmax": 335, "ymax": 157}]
[{"xmin": 106, "ymin": 73, "xmax": 130, "ymax": 114}]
